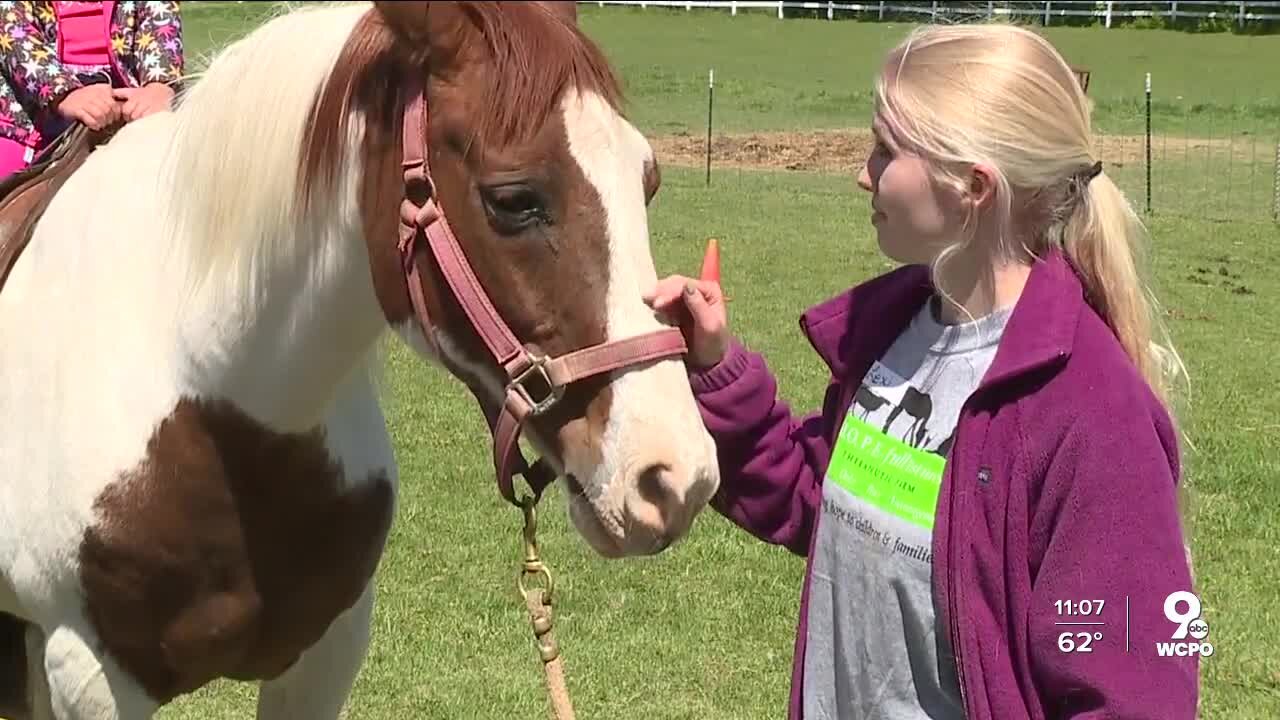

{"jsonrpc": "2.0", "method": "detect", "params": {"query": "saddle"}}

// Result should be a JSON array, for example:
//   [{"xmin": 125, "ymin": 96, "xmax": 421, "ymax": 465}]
[{"xmin": 0, "ymin": 122, "xmax": 118, "ymax": 295}]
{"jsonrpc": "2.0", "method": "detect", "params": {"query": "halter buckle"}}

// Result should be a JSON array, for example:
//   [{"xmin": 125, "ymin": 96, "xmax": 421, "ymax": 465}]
[{"xmin": 508, "ymin": 355, "xmax": 563, "ymax": 417}]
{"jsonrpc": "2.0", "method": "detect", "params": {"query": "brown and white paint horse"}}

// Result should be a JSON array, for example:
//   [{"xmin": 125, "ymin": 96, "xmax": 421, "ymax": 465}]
[{"xmin": 0, "ymin": 2, "xmax": 719, "ymax": 717}]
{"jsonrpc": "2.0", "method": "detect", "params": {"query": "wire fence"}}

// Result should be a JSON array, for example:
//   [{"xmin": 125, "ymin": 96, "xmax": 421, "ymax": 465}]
[
  {"xmin": 680, "ymin": 128, "xmax": 1280, "ymax": 225},
  {"xmin": 582, "ymin": 1, "xmax": 1280, "ymax": 30},
  {"xmin": 585, "ymin": 2, "xmax": 1280, "ymax": 225},
  {"xmin": 666, "ymin": 79, "xmax": 1280, "ymax": 224},
  {"xmin": 1098, "ymin": 75, "xmax": 1280, "ymax": 224}
]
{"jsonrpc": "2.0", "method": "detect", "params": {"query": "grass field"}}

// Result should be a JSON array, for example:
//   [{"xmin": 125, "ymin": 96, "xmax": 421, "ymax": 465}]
[
  {"xmin": 571, "ymin": 6, "xmax": 1280, "ymax": 138},
  {"xmin": 149, "ymin": 3, "xmax": 1280, "ymax": 719}
]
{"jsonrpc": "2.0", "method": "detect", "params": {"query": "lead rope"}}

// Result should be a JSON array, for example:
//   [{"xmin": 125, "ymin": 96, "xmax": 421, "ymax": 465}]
[{"xmin": 517, "ymin": 493, "xmax": 577, "ymax": 720}]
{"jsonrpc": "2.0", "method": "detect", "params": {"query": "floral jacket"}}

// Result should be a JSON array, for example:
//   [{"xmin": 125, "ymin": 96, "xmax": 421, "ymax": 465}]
[{"xmin": 0, "ymin": 1, "xmax": 184, "ymax": 147}]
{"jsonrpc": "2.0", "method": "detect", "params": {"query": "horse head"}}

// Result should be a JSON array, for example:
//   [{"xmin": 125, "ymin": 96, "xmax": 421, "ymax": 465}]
[{"xmin": 300, "ymin": 1, "xmax": 720, "ymax": 558}]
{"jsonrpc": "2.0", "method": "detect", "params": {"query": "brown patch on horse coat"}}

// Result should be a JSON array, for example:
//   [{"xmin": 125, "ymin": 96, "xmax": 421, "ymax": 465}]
[
  {"xmin": 297, "ymin": 4, "xmax": 629, "ymax": 472},
  {"xmin": 78, "ymin": 397, "xmax": 394, "ymax": 702}
]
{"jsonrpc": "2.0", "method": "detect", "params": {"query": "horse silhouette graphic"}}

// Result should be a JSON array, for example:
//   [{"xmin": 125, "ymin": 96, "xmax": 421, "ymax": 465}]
[
  {"xmin": 882, "ymin": 386, "xmax": 933, "ymax": 449},
  {"xmin": 854, "ymin": 385, "xmax": 890, "ymax": 419},
  {"xmin": 853, "ymin": 380, "xmax": 951, "ymax": 456}
]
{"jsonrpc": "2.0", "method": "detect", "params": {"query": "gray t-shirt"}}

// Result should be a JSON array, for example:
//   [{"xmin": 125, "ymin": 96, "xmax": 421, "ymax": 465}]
[{"xmin": 803, "ymin": 297, "xmax": 1012, "ymax": 720}]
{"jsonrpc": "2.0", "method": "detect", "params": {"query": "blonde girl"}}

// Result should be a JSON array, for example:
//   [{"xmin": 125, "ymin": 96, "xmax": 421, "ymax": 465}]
[{"xmin": 647, "ymin": 22, "xmax": 1198, "ymax": 720}]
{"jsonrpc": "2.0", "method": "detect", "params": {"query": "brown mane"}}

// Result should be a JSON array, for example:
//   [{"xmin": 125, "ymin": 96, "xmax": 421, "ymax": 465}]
[
  {"xmin": 298, "ymin": 2, "xmax": 625, "ymax": 205},
  {"xmin": 458, "ymin": 2, "xmax": 624, "ymax": 148}
]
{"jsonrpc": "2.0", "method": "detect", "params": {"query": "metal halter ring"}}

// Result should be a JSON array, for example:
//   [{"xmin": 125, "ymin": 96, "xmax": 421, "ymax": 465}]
[{"xmin": 507, "ymin": 355, "xmax": 564, "ymax": 417}]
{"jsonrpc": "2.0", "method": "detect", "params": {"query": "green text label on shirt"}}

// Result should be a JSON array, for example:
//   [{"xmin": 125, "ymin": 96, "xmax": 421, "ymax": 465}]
[{"xmin": 825, "ymin": 414, "xmax": 946, "ymax": 530}]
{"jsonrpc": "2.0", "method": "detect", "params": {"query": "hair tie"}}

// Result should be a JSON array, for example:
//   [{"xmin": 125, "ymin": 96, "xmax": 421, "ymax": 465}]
[{"xmin": 1086, "ymin": 160, "xmax": 1103, "ymax": 181}]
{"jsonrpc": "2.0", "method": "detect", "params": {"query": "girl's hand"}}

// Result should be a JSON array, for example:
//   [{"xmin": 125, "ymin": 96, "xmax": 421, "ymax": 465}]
[
  {"xmin": 55, "ymin": 84, "xmax": 120, "ymax": 130},
  {"xmin": 113, "ymin": 83, "xmax": 175, "ymax": 122},
  {"xmin": 643, "ymin": 275, "xmax": 730, "ymax": 369}
]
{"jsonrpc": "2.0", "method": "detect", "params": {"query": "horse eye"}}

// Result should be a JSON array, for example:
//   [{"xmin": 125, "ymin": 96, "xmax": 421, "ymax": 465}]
[{"xmin": 481, "ymin": 183, "xmax": 547, "ymax": 233}]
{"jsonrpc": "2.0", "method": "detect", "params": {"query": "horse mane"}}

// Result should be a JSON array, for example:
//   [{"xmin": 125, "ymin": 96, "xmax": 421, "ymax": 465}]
[
  {"xmin": 157, "ymin": 1, "xmax": 625, "ymax": 308},
  {"xmin": 157, "ymin": 2, "xmax": 372, "ymax": 306},
  {"xmin": 457, "ymin": 2, "xmax": 625, "ymax": 146},
  {"xmin": 298, "ymin": 1, "xmax": 626, "ymax": 205}
]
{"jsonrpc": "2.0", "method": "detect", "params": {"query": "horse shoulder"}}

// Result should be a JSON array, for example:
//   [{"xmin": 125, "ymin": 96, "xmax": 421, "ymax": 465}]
[{"xmin": 74, "ymin": 379, "xmax": 397, "ymax": 701}]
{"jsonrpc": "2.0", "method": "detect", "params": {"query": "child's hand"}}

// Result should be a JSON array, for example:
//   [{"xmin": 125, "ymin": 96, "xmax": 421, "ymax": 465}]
[
  {"xmin": 55, "ymin": 84, "xmax": 120, "ymax": 130},
  {"xmin": 113, "ymin": 83, "xmax": 175, "ymax": 122}
]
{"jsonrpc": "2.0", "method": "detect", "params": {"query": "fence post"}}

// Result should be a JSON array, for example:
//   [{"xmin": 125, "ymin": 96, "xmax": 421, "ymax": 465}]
[
  {"xmin": 777, "ymin": 1, "xmax": 783, "ymax": 20},
  {"xmin": 1145, "ymin": 72, "xmax": 1153, "ymax": 215},
  {"xmin": 1045, "ymin": 1, "xmax": 1051, "ymax": 26},
  {"xmin": 880, "ymin": 1, "xmax": 886, "ymax": 21},
  {"xmin": 828, "ymin": 1, "xmax": 834, "ymax": 20},
  {"xmin": 1273, "ymin": 139, "xmax": 1279, "ymax": 224},
  {"xmin": 1105, "ymin": 1, "xmax": 1114, "ymax": 28},
  {"xmin": 1239, "ymin": 0, "xmax": 1246, "ymax": 28},
  {"xmin": 731, "ymin": 1, "xmax": 737, "ymax": 16},
  {"xmin": 706, "ymin": 68, "xmax": 714, "ymax": 187}
]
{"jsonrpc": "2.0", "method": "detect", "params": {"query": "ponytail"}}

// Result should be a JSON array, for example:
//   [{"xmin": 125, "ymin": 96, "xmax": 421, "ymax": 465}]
[
  {"xmin": 1063, "ymin": 171, "xmax": 1195, "ymax": 568},
  {"xmin": 1060, "ymin": 172, "xmax": 1187, "ymax": 414}
]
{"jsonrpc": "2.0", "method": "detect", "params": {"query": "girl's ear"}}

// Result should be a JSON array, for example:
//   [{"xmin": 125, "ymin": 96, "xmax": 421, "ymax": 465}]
[{"xmin": 967, "ymin": 163, "xmax": 998, "ymax": 210}]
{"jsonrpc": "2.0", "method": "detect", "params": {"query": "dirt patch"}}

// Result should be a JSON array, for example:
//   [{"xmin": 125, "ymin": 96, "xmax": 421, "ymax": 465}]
[
  {"xmin": 653, "ymin": 129, "xmax": 874, "ymax": 174},
  {"xmin": 652, "ymin": 129, "xmax": 1263, "ymax": 173}
]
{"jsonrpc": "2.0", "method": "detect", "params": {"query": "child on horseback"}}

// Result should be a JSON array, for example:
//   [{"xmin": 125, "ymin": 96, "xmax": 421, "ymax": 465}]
[
  {"xmin": 0, "ymin": 1, "xmax": 184, "ymax": 180},
  {"xmin": 647, "ymin": 22, "xmax": 1199, "ymax": 720}
]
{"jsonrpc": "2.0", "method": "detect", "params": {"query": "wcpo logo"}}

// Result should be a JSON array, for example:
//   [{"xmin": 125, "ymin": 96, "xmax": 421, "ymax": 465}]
[{"xmin": 1156, "ymin": 591, "xmax": 1214, "ymax": 658}]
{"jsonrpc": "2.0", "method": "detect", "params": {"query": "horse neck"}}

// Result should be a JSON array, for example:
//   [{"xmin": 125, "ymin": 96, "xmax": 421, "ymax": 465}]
[
  {"xmin": 162, "ymin": 136, "xmax": 388, "ymax": 436},
  {"xmin": 191, "ymin": 240, "xmax": 385, "ymax": 435}
]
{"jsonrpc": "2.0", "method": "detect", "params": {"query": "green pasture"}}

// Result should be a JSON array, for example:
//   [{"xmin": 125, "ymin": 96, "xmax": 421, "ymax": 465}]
[
  {"xmin": 153, "ymin": 3, "xmax": 1279, "ymax": 719},
  {"xmin": 568, "ymin": 5, "xmax": 1280, "ymax": 138}
]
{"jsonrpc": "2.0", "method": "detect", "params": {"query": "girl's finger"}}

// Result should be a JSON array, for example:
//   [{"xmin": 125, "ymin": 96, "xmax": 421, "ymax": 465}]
[{"xmin": 643, "ymin": 275, "xmax": 693, "ymax": 306}]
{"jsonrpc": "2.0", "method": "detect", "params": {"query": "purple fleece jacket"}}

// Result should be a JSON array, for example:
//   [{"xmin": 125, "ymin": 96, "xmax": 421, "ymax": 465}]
[{"xmin": 688, "ymin": 249, "xmax": 1199, "ymax": 719}]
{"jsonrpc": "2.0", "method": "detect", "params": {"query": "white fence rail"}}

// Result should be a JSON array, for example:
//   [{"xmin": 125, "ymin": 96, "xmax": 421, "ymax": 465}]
[{"xmin": 580, "ymin": 1, "xmax": 1280, "ymax": 27}]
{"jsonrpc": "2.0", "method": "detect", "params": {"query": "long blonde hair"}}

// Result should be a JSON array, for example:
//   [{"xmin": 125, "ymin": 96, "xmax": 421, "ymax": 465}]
[{"xmin": 874, "ymin": 22, "xmax": 1187, "ymax": 414}]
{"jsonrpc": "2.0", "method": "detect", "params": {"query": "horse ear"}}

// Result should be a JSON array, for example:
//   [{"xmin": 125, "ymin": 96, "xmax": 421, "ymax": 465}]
[
  {"xmin": 539, "ymin": 2, "xmax": 578, "ymax": 24},
  {"xmin": 372, "ymin": 1, "xmax": 467, "ymax": 66},
  {"xmin": 372, "ymin": 1, "xmax": 429, "ymax": 43}
]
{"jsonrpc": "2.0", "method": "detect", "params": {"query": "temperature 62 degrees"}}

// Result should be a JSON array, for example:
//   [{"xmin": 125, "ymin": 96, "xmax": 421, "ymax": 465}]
[{"xmin": 1059, "ymin": 630, "xmax": 1103, "ymax": 653}]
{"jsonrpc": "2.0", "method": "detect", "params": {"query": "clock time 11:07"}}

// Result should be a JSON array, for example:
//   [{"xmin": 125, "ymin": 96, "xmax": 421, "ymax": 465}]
[{"xmin": 1055, "ymin": 599, "xmax": 1105, "ymax": 616}]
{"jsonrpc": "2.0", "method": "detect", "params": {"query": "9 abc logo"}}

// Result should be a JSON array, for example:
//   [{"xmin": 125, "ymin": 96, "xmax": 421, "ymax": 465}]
[{"xmin": 1157, "ymin": 591, "xmax": 1213, "ymax": 658}]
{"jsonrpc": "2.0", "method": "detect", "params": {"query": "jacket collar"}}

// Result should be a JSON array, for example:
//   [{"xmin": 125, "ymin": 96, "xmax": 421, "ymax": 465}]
[{"xmin": 799, "ymin": 249, "xmax": 1085, "ymax": 393}]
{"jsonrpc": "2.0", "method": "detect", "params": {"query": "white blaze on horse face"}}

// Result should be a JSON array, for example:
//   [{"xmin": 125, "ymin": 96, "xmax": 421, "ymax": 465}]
[{"xmin": 561, "ymin": 89, "xmax": 720, "ymax": 556}]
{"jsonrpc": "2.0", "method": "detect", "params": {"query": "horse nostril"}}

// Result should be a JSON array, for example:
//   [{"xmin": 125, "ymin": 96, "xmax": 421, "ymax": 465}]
[
  {"xmin": 649, "ymin": 531, "xmax": 675, "ymax": 555},
  {"xmin": 635, "ymin": 462, "xmax": 678, "ymax": 518}
]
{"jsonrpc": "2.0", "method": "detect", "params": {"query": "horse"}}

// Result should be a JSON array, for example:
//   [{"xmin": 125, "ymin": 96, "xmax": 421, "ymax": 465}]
[{"xmin": 0, "ymin": 2, "xmax": 721, "ymax": 717}]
